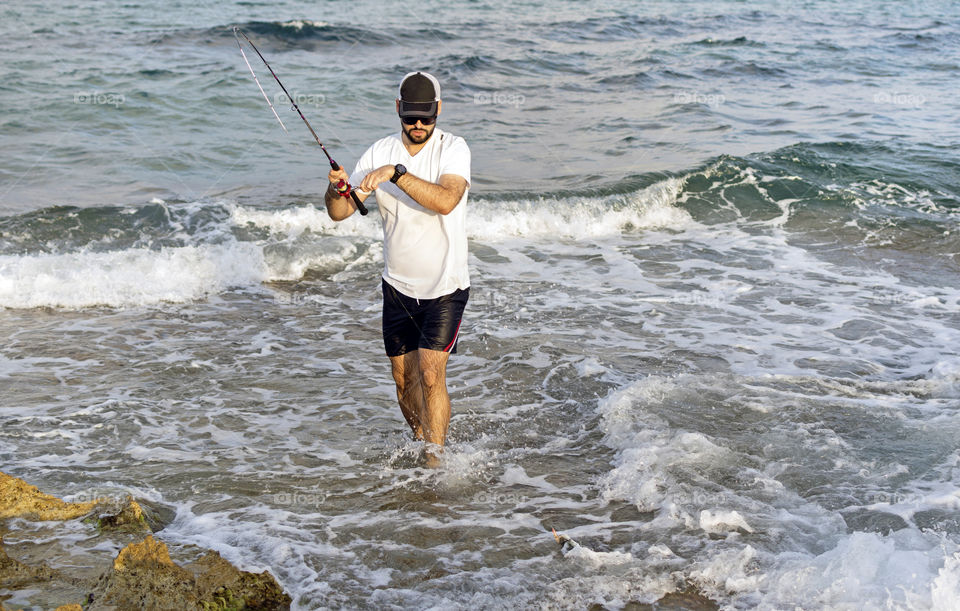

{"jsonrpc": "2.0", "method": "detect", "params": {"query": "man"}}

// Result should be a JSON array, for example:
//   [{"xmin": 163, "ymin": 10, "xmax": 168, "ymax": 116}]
[{"xmin": 324, "ymin": 71, "xmax": 471, "ymax": 467}]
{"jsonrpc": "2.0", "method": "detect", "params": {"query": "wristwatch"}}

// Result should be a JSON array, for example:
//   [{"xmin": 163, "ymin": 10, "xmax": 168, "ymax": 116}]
[{"xmin": 390, "ymin": 163, "xmax": 407, "ymax": 184}]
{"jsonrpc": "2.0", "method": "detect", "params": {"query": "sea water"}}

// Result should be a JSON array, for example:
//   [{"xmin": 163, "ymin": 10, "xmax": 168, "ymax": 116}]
[{"xmin": 1, "ymin": 0, "xmax": 959, "ymax": 608}]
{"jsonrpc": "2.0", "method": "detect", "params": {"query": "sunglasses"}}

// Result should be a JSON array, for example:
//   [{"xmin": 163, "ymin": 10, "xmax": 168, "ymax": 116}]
[{"xmin": 400, "ymin": 115, "xmax": 437, "ymax": 126}]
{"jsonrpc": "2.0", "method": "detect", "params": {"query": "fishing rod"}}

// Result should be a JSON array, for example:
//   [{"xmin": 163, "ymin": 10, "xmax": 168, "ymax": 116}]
[{"xmin": 233, "ymin": 26, "xmax": 369, "ymax": 216}]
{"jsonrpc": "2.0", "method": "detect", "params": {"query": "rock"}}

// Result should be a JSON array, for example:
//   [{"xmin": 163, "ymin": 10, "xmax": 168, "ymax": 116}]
[
  {"xmin": 0, "ymin": 472, "xmax": 151, "ymax": 535},
  {"xmin": 654, "ymin": 589, "xmax": 720, "ymax": 610},
  {"xmin": 588, "ymin": 588, "xmax": 720, "ymax": 611},
  {"xmin": 0, "ymin": 532, "xmax": 58, "ymax": 589},
  {"xmin": 1, "ymin": 474, "xmax": 291, "ymax": 610},
  {"xmin": 87, "ymin": 536, "xmax": 291, "ymax": 611},
  {"xmin": 0, "ymin": 472, "xmax": 98, "ymax": 521},
  {"xmin": 190, "ymin": 550, "xmax": 292, "ymax": 610},
  {"xmin": 88, "ymin": 535, "xmax": 198, "ymax": 610},
  {"xmin": 90, "ymin": 496, "xmax": 151, "ymax": 534}
]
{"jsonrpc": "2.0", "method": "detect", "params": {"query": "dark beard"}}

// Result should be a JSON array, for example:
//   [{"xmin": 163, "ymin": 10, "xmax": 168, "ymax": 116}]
[{"xmin": 403, "ymin": 123, "xmax": 435, "ymax": 144}]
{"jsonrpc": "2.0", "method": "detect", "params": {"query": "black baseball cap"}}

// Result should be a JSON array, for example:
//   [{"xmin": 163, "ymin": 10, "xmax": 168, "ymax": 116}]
[{"xmin": 398, "ymin": 71, "xmax": 440, "ymax": 118}]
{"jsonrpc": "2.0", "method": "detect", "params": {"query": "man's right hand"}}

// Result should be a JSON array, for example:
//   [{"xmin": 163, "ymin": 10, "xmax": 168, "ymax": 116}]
[
  {"xmin": 324, "ymin": 165, "xmax": 359, "ymax": 221},
  {"xmin": 328, "ymin": 165, "xmax": 349, "ymax": 186}
]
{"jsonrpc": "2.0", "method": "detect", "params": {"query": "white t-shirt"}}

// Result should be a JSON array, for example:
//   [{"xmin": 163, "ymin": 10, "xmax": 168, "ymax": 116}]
[{"xmin": 350, "ymin": 128, "xmax": 471, "ymax": 300}]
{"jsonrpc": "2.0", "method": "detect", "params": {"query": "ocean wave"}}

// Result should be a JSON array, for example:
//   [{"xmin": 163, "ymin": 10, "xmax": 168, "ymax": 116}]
[
  {"xmin": 2, "ymin": 140, "xmax": 956, "ymax": 309},
  {"xmin": 235, "ymin": 20, "xmax": 395, "ymax": 45},
  {"xmin": 0, "ymin": 242, "xmax": 267, "ymax": 309},
  {"xmin": 469, "ymin": 177, "xmax": 691, "ymax": 240},
  {"xmin": 674, "ymin": 142, "xmax": 960, "ymax": 238},
  {"xmin": 693, "ymin": 36, "xmax": 764, "ymax": 47},
  {"xmin": 226, "ymin": 175, "xmax": 692, "ymax": 242},
  {"xmin": 543, "ymin": 15, "xmax": 683, "ymax": 43},
  {"xmin": 151, "ymin": 20, "xmax": 397, "ymax": 49},
  {"xmin": 225, "ymin": 19, "xmax": 459, "ymax": 47},
  {"xmin": 595, "ymin": 374, "xmax": 960, "ymax": 608}
]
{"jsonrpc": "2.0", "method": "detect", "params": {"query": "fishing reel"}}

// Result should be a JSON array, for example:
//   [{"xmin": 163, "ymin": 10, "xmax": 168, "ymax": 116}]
[{"xmin": 335, "ymin": 180, "xmax": 353, "ymax": 198}]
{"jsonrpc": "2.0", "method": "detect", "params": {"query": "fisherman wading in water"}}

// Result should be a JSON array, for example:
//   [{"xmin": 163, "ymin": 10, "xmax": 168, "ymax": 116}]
[{"xmin": 324, "ymin": 72, "xmax": 471, "ymax": 467}]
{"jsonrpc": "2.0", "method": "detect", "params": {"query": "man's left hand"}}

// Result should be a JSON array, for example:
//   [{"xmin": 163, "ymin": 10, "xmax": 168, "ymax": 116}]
[{"xmin": 359, "ymin": 165, "xmax": 398, "ymax": 193}]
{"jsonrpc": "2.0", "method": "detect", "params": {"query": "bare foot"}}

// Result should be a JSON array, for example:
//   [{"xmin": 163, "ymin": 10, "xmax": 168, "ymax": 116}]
[{"xmin": 424, "ymin": 446, "xmax": 443, "ymax": 468}]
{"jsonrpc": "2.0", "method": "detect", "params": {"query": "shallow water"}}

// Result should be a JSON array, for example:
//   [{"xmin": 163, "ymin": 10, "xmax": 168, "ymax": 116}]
[{"xmin": 2, "ymin": 1, "xmax": 960, "ymax": 609}]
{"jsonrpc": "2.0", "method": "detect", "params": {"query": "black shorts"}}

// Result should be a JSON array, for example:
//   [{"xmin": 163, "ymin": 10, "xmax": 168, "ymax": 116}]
[{"xmin": 382, "ymin": 279, "xmax": 469, "ymax": 357}]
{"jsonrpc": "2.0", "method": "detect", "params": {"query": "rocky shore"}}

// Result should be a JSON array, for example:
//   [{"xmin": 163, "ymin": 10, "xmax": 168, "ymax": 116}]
[{"xmin": 0, "ymin": 471, "xmax": 291, "ymax": 610}]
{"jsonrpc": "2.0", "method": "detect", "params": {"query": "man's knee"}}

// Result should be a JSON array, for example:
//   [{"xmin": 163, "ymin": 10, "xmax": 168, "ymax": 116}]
[
  {"xmin": 418, "ymin": 352, "xmax": 449, "ymax": 391},
  {"xmin": 391, "ymin": 353, "xmax": 420, "ymax": 392},
  {"xmin": 421, "ymin": 368, "xmax": 443, "ymax": 391}
]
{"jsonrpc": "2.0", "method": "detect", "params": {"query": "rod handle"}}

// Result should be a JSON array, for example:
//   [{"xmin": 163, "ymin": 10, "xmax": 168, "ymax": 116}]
[
  {"xmin": 350, "ymin": 190, "xmax": 369, "ymax": 216},
  {"xmin": 332, "ymin": 161, "xmax": 368, "ymax": 216}
]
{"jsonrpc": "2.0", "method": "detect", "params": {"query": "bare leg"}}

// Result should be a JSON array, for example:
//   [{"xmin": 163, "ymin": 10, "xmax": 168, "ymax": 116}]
[
  {"xmin": 417, "ymin": 348, "xmax": 451, "ymax": 467},
  {"xmin": 390, "ymin": 351, "xmax": 425, "ymax": 440}
]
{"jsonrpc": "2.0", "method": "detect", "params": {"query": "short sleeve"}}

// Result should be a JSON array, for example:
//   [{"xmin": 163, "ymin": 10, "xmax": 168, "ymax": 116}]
[
  {"xmin": 439, "ymin": 137, "xmax": 471, "ymax": 187},
  {"xmin": 349, "ymin": 145, "xmax": 376, "ymax": 186}
]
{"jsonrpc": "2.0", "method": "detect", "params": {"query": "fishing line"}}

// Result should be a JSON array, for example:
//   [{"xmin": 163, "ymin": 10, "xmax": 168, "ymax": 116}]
[{"xmin": 233, "ymin": 26, "xmax": 369, "ymax": 215}]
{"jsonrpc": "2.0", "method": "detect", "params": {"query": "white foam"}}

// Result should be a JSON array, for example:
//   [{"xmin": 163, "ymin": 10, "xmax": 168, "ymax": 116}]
[
  {"xmin": 932, "ymin": 553, "xmax": 960, "ymax": 610},
  {"xmin": 563, "ymin": 544, "xmax": 635, "ymax": 568},
  {"xmin": 262, "ymin": 238, "xmax": 361, "ymax": 281},
  {"xmin": 699, "ymin": 509, "xmax": 754, "ymax": 534},
  {"xmin": 278, "ymin": 19, "xmax": 329, "ymax": 29},
  {"xmin": 930, "ymin": 357, "xmax": 960, "ymax": 397},
  {"xmin": 596, "ymin": 374, "xmax": 960, "ymax": 608},
  {"xmin": 228, "ymin": 179, "xmax": 692, "ymax": 244},
  {"xmin": 501, "ymin": 465, "xmax": 562, "ymax": 493},
  {"xmin": 648, "ymin": 544, "xmax": 676, "ymax": 558},
  {"xmin": 688, "ymin": 545, "xmax": 762, "ymax": 596},
  {"xmin": 229, "ymin": 203, "xmax": 380, "ymax": 240},
  {"xmin": 468, "ymin": 177, "xmax": 692, "ymax": 240},
  {"xmin": 754, "ymin": 530, "xmax": 959, "ymax": 609},
  {"xmin": 0, "ymin": 242, "xmax": 268, "ymax": 309},
  {"xmin": 0, "ymin": 178, "xmax": 700, "ymax": 310}
]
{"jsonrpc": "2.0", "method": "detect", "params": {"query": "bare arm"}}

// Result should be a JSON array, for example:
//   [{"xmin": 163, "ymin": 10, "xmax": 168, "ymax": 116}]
[
  {"xmin": 359, "ymin": 165, "xmax": 467, "ymax": 215},
  {"xmin": 323, "ymin": 166, "xmax": 371, "ymax": 221}
]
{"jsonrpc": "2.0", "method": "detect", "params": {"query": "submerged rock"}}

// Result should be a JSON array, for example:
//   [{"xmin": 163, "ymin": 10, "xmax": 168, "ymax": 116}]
[
  {"xmin": 87, "ymin": 536, "xmax": 291, "ymax": 610},
  {"xmin": 189, "ymin": 550, "xmax": 293, "ymax": 610},
  {"xmin": 88, "ymin": 495, "xmax": 151, "ymax": 534},
  {"xmin": 0, "ymin": 531, "xmax": 58, "ymax": 589},
  {"xmin": 552, "ymin": 528, "xmax": 719, "ymax": 611},
  {"xmin": 1, "ymin": 472, "xmax": 291, "ymax": 610}
]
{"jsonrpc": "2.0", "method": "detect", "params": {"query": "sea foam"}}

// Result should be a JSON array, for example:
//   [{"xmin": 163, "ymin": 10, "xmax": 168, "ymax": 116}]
[{"xmin": 0, "ymin": 242, "xmax": 267, "ymax": 309}]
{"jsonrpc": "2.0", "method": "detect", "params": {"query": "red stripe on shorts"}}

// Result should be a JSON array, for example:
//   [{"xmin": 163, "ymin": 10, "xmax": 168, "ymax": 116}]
[{"xmin": 443, "ymin": 319, "xmax": 462, "ymax": 353}]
